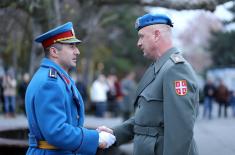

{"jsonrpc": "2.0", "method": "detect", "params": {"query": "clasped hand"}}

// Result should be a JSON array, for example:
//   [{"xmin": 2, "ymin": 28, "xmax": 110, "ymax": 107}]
[{"xmin": 97, "ymin": 126, "xmax": 115, "ymax": 149}]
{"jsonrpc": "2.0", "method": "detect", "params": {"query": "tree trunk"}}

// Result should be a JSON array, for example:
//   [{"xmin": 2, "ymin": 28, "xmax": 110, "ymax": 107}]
[
  {"xmin": 53, "ymin": 0, "xmax": 62, "ymax": 25},
  {"xmin": 29, "ymin": 18, "xmax": 41, "ymax": 76}
]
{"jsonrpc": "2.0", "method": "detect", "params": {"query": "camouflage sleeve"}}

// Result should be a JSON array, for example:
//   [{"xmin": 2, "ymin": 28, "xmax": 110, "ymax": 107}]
[{"xmin": 163, "ymin": 62, "xmax": 199, "ymax": 155}]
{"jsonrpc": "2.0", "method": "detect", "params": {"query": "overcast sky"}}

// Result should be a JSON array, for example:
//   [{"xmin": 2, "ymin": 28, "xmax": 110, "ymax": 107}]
[{"xmin": 147, "ymin": 1, "xmax": 234, "ymax": 32}]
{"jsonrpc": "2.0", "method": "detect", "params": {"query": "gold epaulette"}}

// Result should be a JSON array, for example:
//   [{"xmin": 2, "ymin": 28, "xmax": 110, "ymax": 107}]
[{"xmin": 170, "ymin": 53, "xmax": 185, "ymax": 64}]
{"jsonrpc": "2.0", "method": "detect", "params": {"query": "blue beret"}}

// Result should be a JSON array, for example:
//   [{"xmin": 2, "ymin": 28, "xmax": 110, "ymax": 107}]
[
  {"xmin": 135, "ymin": 13, "xmax": 173, "ymax": 31},
  {"xmin": 35, "ymin": 22, "xmax": 81, "ymax": 48}
]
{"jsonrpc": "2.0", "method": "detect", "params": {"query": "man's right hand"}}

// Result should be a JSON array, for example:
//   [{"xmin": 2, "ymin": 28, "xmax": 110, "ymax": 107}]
[
  {"xmin": 98, "ymin": 131, "xmax": 116, "ymax": 149},
  {"xmin": 97, "ymin": 126, "xmax": 113, "ymax": 134}
]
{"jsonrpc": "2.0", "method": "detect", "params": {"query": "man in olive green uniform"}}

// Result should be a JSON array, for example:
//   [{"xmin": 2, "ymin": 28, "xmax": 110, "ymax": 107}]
[{"xmin": 98, "ymin": 13, "xmax": 199, "ymax": 155}]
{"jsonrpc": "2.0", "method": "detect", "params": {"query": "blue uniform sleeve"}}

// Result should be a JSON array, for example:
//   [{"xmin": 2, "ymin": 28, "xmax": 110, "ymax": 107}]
[{"xmin": 34, "ymin": 81, "xmax": 99, "ymax": 154}]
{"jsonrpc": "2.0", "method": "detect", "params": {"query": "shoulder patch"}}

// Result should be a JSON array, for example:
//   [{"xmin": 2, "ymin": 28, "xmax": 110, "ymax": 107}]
[
  {"xmin": 48, "ymin": 68, "xmax": 57, "ymax": 79},
  {"xmin": 170, "ymin": 53, "xmax": 185, "ymax": 64},
  {"xmin": 175, "ymin": 80, "xmax": 187, "ymax": 96}
]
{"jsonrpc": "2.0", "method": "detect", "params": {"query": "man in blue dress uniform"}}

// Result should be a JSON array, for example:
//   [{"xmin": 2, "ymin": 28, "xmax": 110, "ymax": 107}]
[{"xmin": 25, "ymin": 22, "xmax": 116, "ymax": 155}]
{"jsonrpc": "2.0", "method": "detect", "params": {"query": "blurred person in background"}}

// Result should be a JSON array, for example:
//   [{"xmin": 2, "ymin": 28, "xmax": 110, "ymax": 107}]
[
  {"xmin": 113, "ymin": 75, "xmax": 123, "ymax": 117},
  {"xmin": 0, "ymin": 61, "xmax": 4, "ymax": 113},
  {"xmin": 120, "ymin": 71, "xmax": 136, "ymax": 121},
  {"xmin": 2, "ymin": 69, "xmax": 17, "ymax": 118},
  {"xmin": 203, "ymin": 78, "xmax": 216, "ymax": 119},
  {"xmin": 18, "ymin": 73, "xmax": 30, "ymax": 114},
  {"xmin": 230, "ymin": 91, "xmax": 235, "ymax": 117},
  {"xmin": 106, "ymin": 73, "xmax": 124, "ymax": 117},
  {"xmin": 0, "ymin": 74, "xmax": 4, "ymax": 113},
  {"xmin": 215, "ymin": 79, "xmax": 229, "ymax": 118},
  {"xmin": 90, "ymin": 74, "xmax": 109, "ymax": 117},
  {"xmin": 106, "ymin": 73, "xmax": 117, "ymax": 117},
  {"xmin": 75, "ymin": 75, "xmax": 88, "ymax": 104}
]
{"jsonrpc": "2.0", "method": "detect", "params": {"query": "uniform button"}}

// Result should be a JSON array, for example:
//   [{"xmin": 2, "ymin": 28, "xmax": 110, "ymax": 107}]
[
  {"xmin": 138, "ymin": 105, "xmax": 140, "ymax": 108},
  {"xmin": 77, "ymin": 115, "xmax": 80, "ymax": 119}
]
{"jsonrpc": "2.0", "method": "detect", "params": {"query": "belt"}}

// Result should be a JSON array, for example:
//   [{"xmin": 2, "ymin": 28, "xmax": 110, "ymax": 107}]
[
  {"xmin": 38, "ymin": 141, "xmax": 58, "ymax": 150},
  {"xmin": 28, "ymin": 134, "xmax": 58, "ymax": 150},
  {"xmin": 134, "ymin": 125, "xmax": 164, "ymax": 137}
]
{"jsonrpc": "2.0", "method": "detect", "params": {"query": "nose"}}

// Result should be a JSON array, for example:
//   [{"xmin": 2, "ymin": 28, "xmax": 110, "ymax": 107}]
[
  {"xmin": 137, "ymin": 39, "xmax": 141, "ymax": 48},
  {"xmin": 74, "ymin": 47, "xmax": 80, "ymax": 55}
]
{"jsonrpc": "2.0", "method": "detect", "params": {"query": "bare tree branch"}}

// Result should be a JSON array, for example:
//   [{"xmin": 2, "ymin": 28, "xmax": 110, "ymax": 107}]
[
  {"xmin": 1, "ymin": 0, "xmax": 232, "ymax": 12},
  {"xmin": 95, "ymin": 0, "xmax": 232, "ymax": 11}
]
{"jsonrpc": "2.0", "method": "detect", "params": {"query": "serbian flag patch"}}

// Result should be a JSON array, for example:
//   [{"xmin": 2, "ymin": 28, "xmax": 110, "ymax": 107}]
[{"xmin": 175, "ymin": 80, "xmax": 187, "ymax": 96}]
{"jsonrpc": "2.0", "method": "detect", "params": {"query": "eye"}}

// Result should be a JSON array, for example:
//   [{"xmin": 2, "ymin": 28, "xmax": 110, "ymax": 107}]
[{"xmin": 70, "ymin": 44, "xmax": 76, "ymax": 49}]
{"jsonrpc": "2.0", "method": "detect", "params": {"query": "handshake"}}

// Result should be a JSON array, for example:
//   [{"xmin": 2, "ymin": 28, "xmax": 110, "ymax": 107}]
[{"xmin": 96, "ymin": 126, "xmax": 116, "ymax": 149}]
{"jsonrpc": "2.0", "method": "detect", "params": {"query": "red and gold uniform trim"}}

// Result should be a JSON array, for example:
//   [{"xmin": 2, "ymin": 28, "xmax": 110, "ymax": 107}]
[{"xmin": 42, "ymin": 30, "xmax": 75, "ymax": 48}]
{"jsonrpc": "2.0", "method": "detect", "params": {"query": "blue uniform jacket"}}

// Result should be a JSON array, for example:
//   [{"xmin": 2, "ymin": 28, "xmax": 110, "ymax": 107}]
[{"xmin": 25, "ymin": 58, "xmax": 99, "ymax": 155}]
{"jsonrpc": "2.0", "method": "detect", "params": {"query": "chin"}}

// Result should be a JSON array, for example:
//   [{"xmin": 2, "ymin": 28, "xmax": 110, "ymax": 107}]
[
  {"xmin": 72, "ymin": 61, "xmax": 77, "ymax": 65},
  {"xmin": 71, "ymin": 64, "xmax": 77, "ymax": 68},
  {"xmin": 144, "ymin": 54, "xmax": 153, "ymax": 60},
  {"xmin": 143, "ymin": 53, "xmax": 149, "ymax": 58}
]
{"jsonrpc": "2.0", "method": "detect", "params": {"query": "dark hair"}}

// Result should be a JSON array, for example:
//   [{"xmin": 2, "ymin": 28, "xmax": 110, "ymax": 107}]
[{"xmin": 44, "ymin": 43, "xmax": 63, "ymax": 57}]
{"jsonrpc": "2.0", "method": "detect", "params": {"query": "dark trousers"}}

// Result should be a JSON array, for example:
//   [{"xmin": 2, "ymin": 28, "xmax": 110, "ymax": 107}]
[
  {"xmin": 232, "ymin": 102, "xmax": 235, "ymax": 117},
  {"xmin": 203, "ymin": 97, "xmax": 213, "ymax": 119},
  {"xmin": 218, "ymin": 102, "xmax": 228, "ymax": 118},
  {"xmin": 95, "ymin": 102, "xmax": 107, "ymax": 117},
  {"xmin": 4, "ymin": 96, "xmax": 16, "ymax": 114}
]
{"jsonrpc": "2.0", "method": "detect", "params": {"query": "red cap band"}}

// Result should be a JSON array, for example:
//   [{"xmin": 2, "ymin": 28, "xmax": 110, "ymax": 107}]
[{"xmin": 42, "ymin": 30, "xmax": 74, "ymax": 48}]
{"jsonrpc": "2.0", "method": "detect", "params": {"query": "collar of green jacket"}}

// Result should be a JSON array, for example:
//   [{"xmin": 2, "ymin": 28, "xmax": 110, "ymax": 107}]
[{"xmin": 154, "ymin": 47, "xmax": 179, "ymax": 74}]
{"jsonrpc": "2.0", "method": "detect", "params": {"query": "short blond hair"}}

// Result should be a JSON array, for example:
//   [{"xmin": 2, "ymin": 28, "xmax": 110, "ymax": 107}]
[{"xmin": 148, "ymin": 24, "xmax": 172, "ymax": 38}]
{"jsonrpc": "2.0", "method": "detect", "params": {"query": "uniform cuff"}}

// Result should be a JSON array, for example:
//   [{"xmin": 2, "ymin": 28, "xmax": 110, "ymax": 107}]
[{"xmin": 74, "ymin": 128, "xmax": 99, "ymax": 155}]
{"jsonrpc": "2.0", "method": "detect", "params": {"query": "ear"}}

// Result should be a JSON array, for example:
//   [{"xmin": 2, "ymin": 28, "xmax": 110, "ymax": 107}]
[
  {"xmin": 49, "ymin": 47, "xmax": 58, "ymax": 58},
  {"xmin": 154, "ymin": 29, "xmax": 160, "ymax": 40}
]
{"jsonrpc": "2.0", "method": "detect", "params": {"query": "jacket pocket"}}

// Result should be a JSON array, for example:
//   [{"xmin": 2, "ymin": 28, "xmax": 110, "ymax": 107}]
[{"xmin": 135, "ymin": 95, "xmax": 163, "ymax": 126}]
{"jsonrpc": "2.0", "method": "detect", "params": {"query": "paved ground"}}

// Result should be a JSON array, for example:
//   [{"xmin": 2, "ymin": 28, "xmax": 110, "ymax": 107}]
[
  {"xmin": 195, "ymin": 118, "xmax": 235, "ymax": 155},
  {"xmin": 0, "ymin": 104, "xmax": 235, "ymax": 155},
  {"xmin": 194, "ymin": 104, "xmax": 235, "ymax": 155}
]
